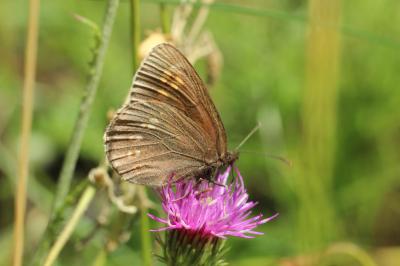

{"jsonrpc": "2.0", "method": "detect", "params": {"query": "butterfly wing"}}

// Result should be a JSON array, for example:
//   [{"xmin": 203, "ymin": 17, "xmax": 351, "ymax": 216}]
[{"xmin": 104, "ymin": 43, "xmax": 227, "ymax": 186}]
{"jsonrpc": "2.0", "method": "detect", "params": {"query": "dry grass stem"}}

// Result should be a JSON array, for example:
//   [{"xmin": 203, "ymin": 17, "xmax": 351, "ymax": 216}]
[{"xmin": 13, "ymin": 0, "xmax": 40, "ymax": 265}]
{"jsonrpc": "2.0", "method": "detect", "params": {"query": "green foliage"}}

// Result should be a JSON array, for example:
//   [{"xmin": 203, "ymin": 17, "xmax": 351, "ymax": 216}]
[{"xmin": 1, "ymin": 0, "xmax": 399, "ymax": 265}]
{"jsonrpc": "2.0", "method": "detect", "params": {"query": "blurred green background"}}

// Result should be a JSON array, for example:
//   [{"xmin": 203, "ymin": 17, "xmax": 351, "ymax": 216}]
[{"xmin": 1, "ymin": 0, "xmax": 400, "ymax": 265}]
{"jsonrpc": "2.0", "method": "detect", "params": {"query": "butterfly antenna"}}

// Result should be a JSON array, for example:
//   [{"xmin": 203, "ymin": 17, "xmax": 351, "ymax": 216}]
[
  {"xmin": 234, "ymin": 122, "xmax": 261, "ymax": 151},
  {"xmin": 241, "ymin": 150, "xmax": 293, "ymax": 167}
]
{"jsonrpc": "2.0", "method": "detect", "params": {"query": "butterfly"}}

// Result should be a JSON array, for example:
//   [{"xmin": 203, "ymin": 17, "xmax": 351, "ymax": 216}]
[{"xmin": 104, "ymin": 43, "xmax": 238, "ymax": 186}]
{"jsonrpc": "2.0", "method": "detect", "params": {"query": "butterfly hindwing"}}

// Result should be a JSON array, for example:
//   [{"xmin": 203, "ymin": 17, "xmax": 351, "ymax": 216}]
[{"xmin": 105, "ymin": 101, "xmax": 207, "ymax": 186}]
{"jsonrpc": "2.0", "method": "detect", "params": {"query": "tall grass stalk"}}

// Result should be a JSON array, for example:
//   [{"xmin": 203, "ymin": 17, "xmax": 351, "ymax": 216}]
[
  {"xmin": 159, "ymin": 3, "xmax": 170, "ymax": 34},
  {"xmin": 31, "ymin": 0, "xmax": 120, "ymax": 264},
  {"xmin": 297, "ymin": 0, "xmax": 342, "ymax": 255},
  {"xmin": 129, "ymin": 1, "xmax": 153, "ymax": 264},
  {"xmin": 92, "ymin": 248, "xmax": 107, "ymax": 266},
  {"xmin": 325, "ymin": 243, "xmax": 377, "ymax": 266},
  {"xmin": 130, "ymin": 0, "xmax": 140, "ymax": 70},
  {"xmin": 139, "ymin": 187, "xmax": 152, "ymax": 266},
  {"xmin": 13, "ymin": 0, "xmax": 40, "ymax": 265},
  {"xmin": 52, "ymin": 0, "xmax": 119, "ymax": 213}
]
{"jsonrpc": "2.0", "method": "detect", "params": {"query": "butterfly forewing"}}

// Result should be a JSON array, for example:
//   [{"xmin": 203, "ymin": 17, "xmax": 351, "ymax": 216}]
[
  {"xmin": 136, "ymin": 44, "xmax": 227, "ymax": 151},
  {"xmin": 105, "ymin": 43, "xmax": 227, "ymax": 186}
]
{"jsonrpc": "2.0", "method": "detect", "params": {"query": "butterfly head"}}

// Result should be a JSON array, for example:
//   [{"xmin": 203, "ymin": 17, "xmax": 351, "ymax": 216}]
[{"xmin": 224, "ymin": 151, "xmax": 239, "ymax": 166}]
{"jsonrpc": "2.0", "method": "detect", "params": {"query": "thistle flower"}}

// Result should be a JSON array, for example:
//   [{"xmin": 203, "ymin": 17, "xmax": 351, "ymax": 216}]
[{"xmin": 149, "ymin": 167, "xmax": 278, "ymax": 265}]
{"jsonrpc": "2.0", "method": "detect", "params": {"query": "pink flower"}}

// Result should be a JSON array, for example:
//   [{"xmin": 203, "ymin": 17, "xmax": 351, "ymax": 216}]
[{"xmin": 148, "ymin": 166, "xmax": 278, "ymax": 239}]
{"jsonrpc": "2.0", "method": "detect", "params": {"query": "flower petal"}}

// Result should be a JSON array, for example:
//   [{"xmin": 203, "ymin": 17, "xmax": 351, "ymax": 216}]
[{"xmin": 149, "ymin": 166, "xmax": 276, "ymax": 239}]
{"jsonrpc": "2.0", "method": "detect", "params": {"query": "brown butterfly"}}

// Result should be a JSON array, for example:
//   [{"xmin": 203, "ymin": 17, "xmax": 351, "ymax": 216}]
[{"xmin": 104, "ymin": 43, "xmax": 238, "ymax": 186}]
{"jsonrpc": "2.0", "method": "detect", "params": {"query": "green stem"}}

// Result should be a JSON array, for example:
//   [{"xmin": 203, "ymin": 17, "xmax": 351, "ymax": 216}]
[
  {"xmin": 52, "ymin": 0, "xmax": 119, "ymax": 213},
  {"xmin": 159, "ymin": 3, "xmax": 170, "ymax": 34},
  {"xmin": 297, "ymin": 0, "xmax": 341, "ymax": 252},
  {"xmin": 139, "ymin": 187, "xmax": 152, "ymax": 266},
  {"xmin": 140, "ymin": 206, "xmax": 152, "ymax": 266},
  {"xmin": 92, "ymin": 248, "xmax": 107, "ymax": 266},
  {"xmin": 31, "ymin": 0, "xmax": 120, "ymax": 264},
  {"xmin": 128, "ymin": 2, "xmax": 152, "ymax": 264},
  {"xmin": 130, "ymin": 0, "xmax": 141, "ymax": 70}
]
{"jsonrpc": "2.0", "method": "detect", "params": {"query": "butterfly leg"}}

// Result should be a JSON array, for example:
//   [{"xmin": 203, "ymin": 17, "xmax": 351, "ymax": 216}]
[
  {"xmin": 207, "ymin": 168, "xmax": 226, "ymax": 188},
  {"xmin": 192, "ymin": 166, "xmax": 226, "ymax": 187},
  {"xmin": 193, "ymin": 178, "xmax": 224, "ymax": 196},
  {"xmin": 229, "ymin": 166, "xmax": 235, "ymax": 185}
]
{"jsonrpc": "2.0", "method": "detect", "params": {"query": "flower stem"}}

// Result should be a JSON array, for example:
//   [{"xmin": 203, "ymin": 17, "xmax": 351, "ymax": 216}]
[
  {"xmin": 43, "ymin": 186, "xmax": 96, "ymax": 266},
  {"xmin": 30, "ymin": 0, "xmax": 120, "ymax": 264},
  {"xmin": 13, "ymin": 0, "xmax": 40, "ymax": 265}
]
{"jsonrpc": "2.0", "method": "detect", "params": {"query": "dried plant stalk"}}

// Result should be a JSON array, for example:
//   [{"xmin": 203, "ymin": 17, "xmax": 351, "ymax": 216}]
[{"xmin": 13, "ymin": 0, "xmax": 40, "ymax": 265}]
